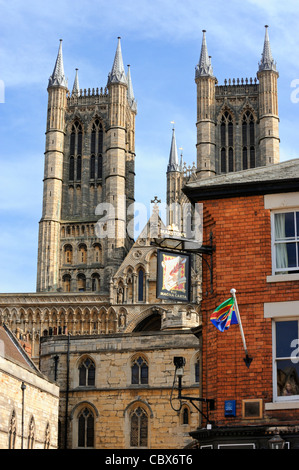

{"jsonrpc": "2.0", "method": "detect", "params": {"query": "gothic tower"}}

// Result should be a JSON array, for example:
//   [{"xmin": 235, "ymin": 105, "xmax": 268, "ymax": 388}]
[
  {"xmin": 195, "ymin": 30, "xmax": 217, "ymax": 179},
  {"xmin": 257, "ymin": 25, "xmax": 280, "ymax": 165},
  {"xmin": 37, "ymin": 38, "xmax": 137, "ymax": 293},
  {"xmin": 166, "ymin": 125, "xmax": 182, "ymax": 227},
  {"xmin": 195, "ymin": 26, "xmax": 279, "ymax": 178}
]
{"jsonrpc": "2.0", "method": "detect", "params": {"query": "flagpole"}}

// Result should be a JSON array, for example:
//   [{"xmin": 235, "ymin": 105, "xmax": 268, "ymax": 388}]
[{"xmin": 230, "ymin": 288, "xmax": 252, "ymax": 368}]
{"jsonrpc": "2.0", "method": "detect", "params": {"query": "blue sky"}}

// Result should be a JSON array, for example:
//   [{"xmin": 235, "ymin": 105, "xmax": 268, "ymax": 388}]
[{"xmin": 0, "ymin": 0, "xmax": 299, "ymax": 293}]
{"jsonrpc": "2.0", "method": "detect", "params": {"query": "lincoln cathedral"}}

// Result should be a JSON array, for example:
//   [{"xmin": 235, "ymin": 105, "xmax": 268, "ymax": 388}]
[{"xmin": 0, "ymin": 26, "xmax": 279, "ymax": 448}]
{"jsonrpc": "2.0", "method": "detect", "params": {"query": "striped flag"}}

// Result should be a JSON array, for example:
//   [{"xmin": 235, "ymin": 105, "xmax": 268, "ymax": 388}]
[{"xmin": 210, "ymin": 297, "xmax": 238, "ymax": 332}]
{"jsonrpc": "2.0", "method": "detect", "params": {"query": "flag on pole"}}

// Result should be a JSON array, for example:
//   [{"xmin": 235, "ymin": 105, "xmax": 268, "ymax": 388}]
[{"xmin": 210, "ymin": 297, "xmax": 238, "ymax": 332}]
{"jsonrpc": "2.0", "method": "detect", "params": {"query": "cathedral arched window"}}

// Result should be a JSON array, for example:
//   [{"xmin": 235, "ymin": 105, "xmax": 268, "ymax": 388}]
[
  {"xmin": 93, "ymin": 243, "xmax": 102, "ymax": 263},
  {"xmin": 69, "ymin": 121, "xmax": 83, "ymax": 182},
  {"xmin": 131, "ymin": 356, "xmax": 148, "ymax": 385},
  {"xmin": 219, "ymin": 111, "xmax": 234, "ymax": 173},
  {"xmin": 69, "ymin": 156, "xmax": 75, "ymax": 180},
  {"xmin": 90, "ymin": 120, "xmax": 104, "ymax": 181},
  {"xmin": 79, "ymin": 357, "xmax": 96, "ymax": 387},
  {"xmin": 91, "ymin": 273, "xmax": 100, "ymax": 292},
  {"xmin": 77, "ymin": 155, "xmax": 82, "ymax": 181},
  {"xmin": 64, "ymin": 244, "xmax": 73, "ymax": 264},
  {"xmin": 90, "ymin": 154, "xmax": 95, "ymax": 179},
  {"xmin": 78, "ymin": 407, "xmax": 94, "ymax": 448},
  {"xmin": 78, "ymin": 244, "xmax": 87, "ymax": 264},
  {"xmin": 28, "ymin": 416, "xmax": 35, "ymax": 449},
  {"xmin": 8, "ymin": 410, "xmax": 16, "ymax": 449},
  {"xmin": 130, "ymin": 407, "xmax": 148, "ymax": 448},
  {"xmin": 181, "ymin": 406, "xmax": 190, "ymax": 425},
  {"xmin": 63, "ymin": 274, "xmax": 71, "ymax": 292},
  {"xmin": 137, "ymin": 268, "xmax": 145, "ymax": 302},
  {"xmin": 77, "ymin": 273, "xmax": 86, "ymax": 292},
  {"xmin": 242, "ymin": 111, "xmax": 256, "ymax": 169}
]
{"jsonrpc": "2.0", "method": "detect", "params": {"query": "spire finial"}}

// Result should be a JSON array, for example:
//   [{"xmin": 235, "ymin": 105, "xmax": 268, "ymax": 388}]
[
  {"xmin": 107, "ymin": 36, "xmax": 127, "ymax": 86},
  {"xmin": 195, "ymin": 30, "xmax": 213, "ymax": 78},
  {"xmin": 72, "ymin": 68, "xmax": 80, "ymax": 97},
  {"xmin": 259, "ymin": 25, "xmax": 277, "ymax": 72},
  {"xmin": 126, "ymin": 64, "xmax": 137, "ymax": 113},
  {"xmin": 48, "ymin": 39, "xmax": 68, "ymax": 89},
  {"xmin": 167, "ymin": 124, "xmax": 179, "ymax": 173}
]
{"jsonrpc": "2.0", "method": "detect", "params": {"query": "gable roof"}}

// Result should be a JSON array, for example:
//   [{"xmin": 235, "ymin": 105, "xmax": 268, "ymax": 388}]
[
  {"xmin": 0, "ymin": 324, "xmax": 43, "ymax": 376},
  {"xmin": 183, "ymin": 158, "xmax": 299, "ymax": 201}
]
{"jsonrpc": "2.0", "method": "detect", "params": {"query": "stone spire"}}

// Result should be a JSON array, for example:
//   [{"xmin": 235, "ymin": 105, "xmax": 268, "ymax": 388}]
[
  {"xmin": 48, "ymin": 39, "xmax": 68, "ymax": 88},
  {"xmin": 195, "ymin": 30, "xmax": 213, "ymax": 78},
  {"xmin": 72, "ymin": 68, "xmax": 80, "ymax": 97},
  {"xmin": 258, "ymin": 25, "xmax": 277, "ymax": 72},
  {"xmin": 107, "ymin": 37, "xmax": 127, "ymax": 86},
  {"xmin": 127, "ymin": 65, "xmax": 137, "ymax": 112},
  {"xmin": 167, "ymin": 125, "xmax": 180, "ymax": 172}
]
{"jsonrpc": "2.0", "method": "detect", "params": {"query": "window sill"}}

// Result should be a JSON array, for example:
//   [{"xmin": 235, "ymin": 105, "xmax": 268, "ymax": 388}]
[
  {"xmin": 267, "ymin": 273, "xmax": 299, "ymax": 283},
  {"xmin": 265, "ymin": 401, "xmax": 299, "ymax": 410}
]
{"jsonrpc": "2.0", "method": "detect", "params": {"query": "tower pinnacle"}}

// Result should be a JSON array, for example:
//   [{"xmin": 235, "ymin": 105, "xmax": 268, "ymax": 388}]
[
  {"xmin": 167, "ymin": 125, "xmax": 180, "ymax": 173},
  {"xmin": 127, "ymin": 65, "xmax": 137, "ymax": 113},
  {"xmin": 72, "ymin": 68, "xmax": 80, "ymax": 97},
  {"xmin": 48, "ymin": 39, "xmax": 68, "ymax": 89},
  {"xmin": 107, "ymin": 37, "xmax": 127, "ymax": 86},
  {"xmin": 195, "ymin": 30, "xmax": 213, "ymax": 78},
  {"xmin": 258, "ymin": 25, "xmax": 277, "ymax": 72}
]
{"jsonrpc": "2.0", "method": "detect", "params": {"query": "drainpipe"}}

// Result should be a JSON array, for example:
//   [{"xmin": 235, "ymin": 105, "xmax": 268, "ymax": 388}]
[
  {"xmin": 64, "ymin": 334, "xmax": 70, "ymax": 449},
  {"xmin": 21, "ymin": 382, "xmax": 26, "ymax": 449}
]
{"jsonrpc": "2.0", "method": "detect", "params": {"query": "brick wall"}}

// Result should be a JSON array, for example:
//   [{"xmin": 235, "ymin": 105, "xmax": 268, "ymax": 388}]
[{"xmin": 199, "ymin": 194, "xmax": 299, "ymax": 426}]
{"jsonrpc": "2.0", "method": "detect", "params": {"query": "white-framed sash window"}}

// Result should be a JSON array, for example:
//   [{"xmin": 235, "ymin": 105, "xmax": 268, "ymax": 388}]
[{"xmin": 271, "ymin": 210, "xmax": 299, "ymax": 275}]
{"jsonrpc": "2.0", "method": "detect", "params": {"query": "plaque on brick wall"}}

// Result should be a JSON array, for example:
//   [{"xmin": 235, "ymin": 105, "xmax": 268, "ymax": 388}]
[{"xmin": 156, "ymin": 249, "xmax": 191, "ymax": 302}]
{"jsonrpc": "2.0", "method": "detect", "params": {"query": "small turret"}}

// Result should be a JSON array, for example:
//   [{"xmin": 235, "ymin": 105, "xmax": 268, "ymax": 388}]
[
  {"xmin": 72, "ymin": 68, "xmax": 80, "ymax": 97},
  {"xmin": 48, "ymin": 39, "xmax": 68, "ymax": 89},
  {"xmin": 107, "ymin": 37, "xmax": 127, "ymax": 86},
  {"xmin": 195, "ymin": 30, "xmax": 217, "ymax": 178},
  {"xmin": 167, "ymin": 126, "xmax": 180, "ymax": 173},
  {"xmin": 257, "ymin": 25, "xmax": 280, "ymax": 165},
  {"xmin": 258, "ymin": 25, "xmax": 277, "ymax": 72}
]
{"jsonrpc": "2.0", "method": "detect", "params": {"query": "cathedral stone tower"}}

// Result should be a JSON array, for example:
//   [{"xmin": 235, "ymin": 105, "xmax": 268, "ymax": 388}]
[
  {"xmin": 195, "ymin": 26, "xmax": 279, "ymax": 178},
  {"xmin": 37, "ymin": 38, "xmax": 137, "ymax": 294}
]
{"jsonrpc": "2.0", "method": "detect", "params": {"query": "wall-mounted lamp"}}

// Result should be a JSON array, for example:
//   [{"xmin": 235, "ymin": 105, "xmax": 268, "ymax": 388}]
[
  {"xmin": 171, "ymin": 356, "xmax": 215, "ymax": 426},
  {"xmin": 268, "ymin": 429, "xmax": 285, "ymax": 449}
]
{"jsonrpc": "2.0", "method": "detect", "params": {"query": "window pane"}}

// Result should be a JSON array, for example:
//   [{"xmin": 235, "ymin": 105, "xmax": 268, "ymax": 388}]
[
  {"xmin": 88, "ymin": 365, "xmax": 95, "ymax": 386},
  {"xmin": 130, "ymin": 414, "xmax": 138, "ymax": 446},
  {"xmin": 86, "ymin": 415, "xmax": 94, "ymax": 447},
  {"xmin": 228, "ymin": 122, "xmax": 233, "ymax": 147},
  {"xmin": 275, "ymin": 212, "xmax": 295, "ymax": 240},
  {"xmin": 131, "ymin": 363, "xmax": 139, "ymax": 384},
  {"xmin": 276, "ymin": 243, "xmax": 297, "ymax": 269},
  {"xmin": 277, "ymin": 359, "xmax": 299, "ymax": 396},
  {"xmin": 296, "ymin": 212, "xmax": 299, "ymax": 236},
  {"xmin": 276, "ymin": 321, "xmax": 298, "ymax": 357},
  {"xmin": 78, "ymin": 415, "xmax": 85, "ymax": 447},
  {"xmin": 141, "ymin": 364, "xmax": 148, "ymax": 384},
  {"xmin": 140, "ymin": 414, "xmax": 148, "ymax": 447},
  {"xmin": 79, "ymin": 365, "xmax": 86, "ymax": 386}
]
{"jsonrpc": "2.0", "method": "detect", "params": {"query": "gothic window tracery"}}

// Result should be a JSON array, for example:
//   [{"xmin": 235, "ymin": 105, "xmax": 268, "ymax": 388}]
[
  {"xmin": 8, "ymin": 410, "xmax": 16, "ymax": 449},
  {"xmin": 242, "ymin": 111, "xmax": 256, "ymax": 169},
  {"xmin": 131, "ymin": 356, "xmax": 148, "ymax": 385},
  {"xmin": 90, "ymin": 119, "xmax": 103, "ymax": 180},
  {"xmin": 220, "ymin": 111, "xmax": 234, "ymax": 173},
  {"xmin": 69, "ymin": 120, "xmax": 83, "ymax": 182},
  {"xmin": 28, "ymin": 416, "xmax": 35, "ymax": 449},
  {"xmin": 130, "ymin": 407, "xmax": 148, "ymax": 447},
  {"xmin": 78, "ymin": 357, "xmax": 96, "ymax": 387},
  {"xmin": 78, "ymin": 407, "xmax": 94, "ymax": 448}
]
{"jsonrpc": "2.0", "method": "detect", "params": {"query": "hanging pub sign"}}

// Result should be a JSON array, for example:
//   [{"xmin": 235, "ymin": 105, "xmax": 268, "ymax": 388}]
[{"xmin": 156, "ymin": 249, "xmax": 191, "ymax": 302}]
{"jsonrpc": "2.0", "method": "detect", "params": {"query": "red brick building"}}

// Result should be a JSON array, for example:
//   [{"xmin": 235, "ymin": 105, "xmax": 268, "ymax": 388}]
[{"xmin": 184, "ymin": 158, "xmax": 299, "ymax": 449}]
